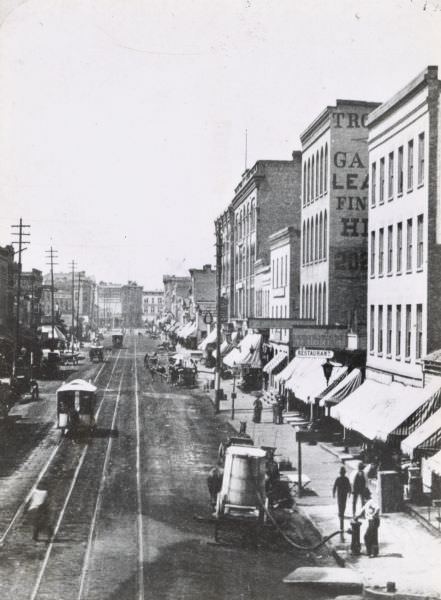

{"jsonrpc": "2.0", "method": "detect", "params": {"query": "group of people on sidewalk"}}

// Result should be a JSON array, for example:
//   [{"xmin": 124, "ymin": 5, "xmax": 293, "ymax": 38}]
[
  {"xmin": 252, "ymin": 394, "xmax": 284, "ymax": 424},
  {"xmin": 333, "ymin": 463, "xmax": 380, "ymax": 557}
]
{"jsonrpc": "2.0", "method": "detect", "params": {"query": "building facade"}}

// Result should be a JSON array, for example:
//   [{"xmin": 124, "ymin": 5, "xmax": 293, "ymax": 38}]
[
  {"xmin": 96, "ymin": 282, "xmax": 123, "ymax": 328},
  {"xmin": 0, "ymin": 245, "xmax": 14, "ymax": 336},
  {"xmin": 269, "ymin": 226, "xmax": 301, "ymax": 353},
  {"xmin": 162, "ymin": 275, "xmax": 192, "ymax": 324},
  {"xmin": 142, "ymin": 290, "xmax": 163, "ymax": 322},
  {"xmin": 121, "ymin": 281, "xmax": 143, "ymax": 328},
  {"xmin": 300, "ymin": 99, "xmax": 380, "ymax": 345},
  {"xmin": 189, "ymin": 264, "xmax": 217, "ymax": 343},
  {"xmin": 367, "ymin": 66, "xmax": 441, "ymax": 383}
]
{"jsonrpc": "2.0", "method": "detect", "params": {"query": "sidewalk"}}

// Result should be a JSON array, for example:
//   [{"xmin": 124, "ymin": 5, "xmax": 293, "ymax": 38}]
[{"xmin": 203, "ymin": 374, "xmax": 441, "ymax": 599}]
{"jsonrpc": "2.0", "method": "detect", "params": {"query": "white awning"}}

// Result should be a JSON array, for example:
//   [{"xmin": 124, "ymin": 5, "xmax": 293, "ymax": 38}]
[
  {"xmin": 198, "ymin": 328, "xmax": 217, "ymax": 350},
  {"xmin": 235, "ymin": 333, "xmax": 262, "ymax": 367},
  {"xmin": 401, "ymin": 408, "xmax": 441, "ymax": 458},
  {"xmin": 263, "ymin": 352, "xmax": 288, "ymax": 374},
  {"xmin": 223, "ymin": 347, "xmax": 242, "ymax": 367},
  {"xmin": 425, "ymin": 449, "xmax": 441, "ymax": 477},
  {"xmin": 40, "ymin": 325, "xmax": 66, "ymax": 341},
  {"xmin": 181, "ymin": 321, "xmax": 197, "ymax": 339},
  {"xmin": 285, "ymin": 358, "xmax": 346, "ymax": 403},
  {"xmin": 213, "ymin": 340, "xmax": 232, "ymax": 359},
  {"xmin": 319, "ymin": 368, "xmax": 363, "ymax": 407},
  {"xmin": 331, "ymin": 376, "xmax": 441, "ymax": 442}
]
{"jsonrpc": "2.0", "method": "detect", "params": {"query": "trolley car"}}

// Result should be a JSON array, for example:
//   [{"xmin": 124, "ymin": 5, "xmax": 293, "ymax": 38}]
[
  {"xmin": 89, "ymin": 345, "xmax": 104, "ymax": 362},
  {"xmin": 112, "ymin": 334, "xmax": 123, "ymax": 349},
  {"xmin": 56, "ymin": 379, "xmax": 97, "ymax": 435}
]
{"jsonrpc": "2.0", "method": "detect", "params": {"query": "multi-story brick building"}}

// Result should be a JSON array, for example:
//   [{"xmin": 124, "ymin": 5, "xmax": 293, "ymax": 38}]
[
  {"xmin": 217, "ymin": 155, "xmax": 302, "ymax": 333},
  {"xmin": 0, "ymin": 245, "xmax": 14, "ymax": 337},
  {"xmin": 188, "ymin": 264, "xmax": 216, "ymax": 344},
  {"xmin": 300, "ymin": 99, "xmax": 380, "ymax": 344},
  {"xmin": 96, "ymin": 282, "xmax": 123, "ymax": 328},
  {"xmin": 367, "ymin": 66, "xmax": 441, "ymax": 383},
  {"xmin": 43, "ymin": 271, "xmax": 96, "ymax": 333},
  {"xmin": 142, "ymin": 290, "xmax": 163, "ymax": 322}
]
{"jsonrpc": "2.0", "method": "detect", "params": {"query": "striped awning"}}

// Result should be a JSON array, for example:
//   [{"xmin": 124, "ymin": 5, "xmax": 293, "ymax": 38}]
[
  {"xmin": 401, "ymin": 408, "xmax": 441, "ymax": 458},
  {"xmin": 263, "ymin": 352, "xmax": 287, "ymax": 374},
  {"xmin": 319, "ymin": 368, "xmax": 363, "ymax": 407},
  {"xmin": 198, "ymin": 328, "xmax": 217, "ymax": 351},
  {"xmin": 285, "ymin": 359, "xmax": 347, "ymax": 404},
  {"xmin": 392, "ymin": 376, "xmax": 441, "ymax": 436},
  {"xmin": 424, "ymin": 449, "xmax": 441, "ymax": 477}
]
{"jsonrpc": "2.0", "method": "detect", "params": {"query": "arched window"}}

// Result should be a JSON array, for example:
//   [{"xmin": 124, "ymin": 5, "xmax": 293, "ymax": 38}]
[
  {"xmin": 320, "ymin": 147, "xmax": 324, "ymax": 194},
  {"xmin": 307, "ymin": 159, "xmax": 311, "ymax": 203},
  {"xmin": 318, "ymin": 283, "xmax": 322, "ymax": 325},
  {"xmin": 301, "ymin": 286, "xmax": 304, "ymax": 318},
  {"xmin": 323, "ymin": 282, "xmax": 327, "ymax": 325},
  {"xmin": 314, "ymin": 215, "xmax": 319, "ymax": 260},
  {"xmin": 319, "ymin": 212, "xmax": 323, "ymax": 259},
  {"xmin": 316, "ymin": 150, "xmax": 319, "ymax": 198},
  {"xmin": 311, "ymin": 155, "xmax": 315, "ymax": 199},
  {"xmin": 324, "ymin": 144, "xmax": 328, "ymax": 192},
  {"xmin": 303, "ymin": 164, "xmax": 307, "ymax": 207},
  {"xmin": 306, "ymin": 286, "xmax": 310, "ymax": 318},
  {"xmin": 309, "ymin": 284, "xmax": 313, "ymax": 320},
  {"xmin": 324, "ymin": 210, "xmax": 328, "ymax": 259},
  {"xmin": 302, "ymin": 221, "xmax": 306, "ymax": 265},
  {"xmin": 309, "ymin": 218, "xmax": 314, "ymax": 263},
  {"xmin": 314, "ymin": 283, "xmax": 318, "ymax": 321},
  {"xmin": 306, "ymin": 220, "xmax": 310, "ymax": 263}
]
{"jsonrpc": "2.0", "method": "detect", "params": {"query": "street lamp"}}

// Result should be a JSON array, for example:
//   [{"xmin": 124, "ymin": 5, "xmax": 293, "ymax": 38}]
[{"xmin": 322, "ymin": 358, "xmax": 334, "ymax": 386}]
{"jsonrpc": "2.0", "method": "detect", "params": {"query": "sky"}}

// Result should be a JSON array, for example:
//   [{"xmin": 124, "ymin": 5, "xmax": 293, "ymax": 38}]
[{"xmin": 0, "ymin": 0, "xmax": 440, "ymax": 289}]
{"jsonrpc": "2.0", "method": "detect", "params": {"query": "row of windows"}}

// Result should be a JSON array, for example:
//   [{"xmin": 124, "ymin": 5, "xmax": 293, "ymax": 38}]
[
  {"xmin": 302, "ymin": 211, "xmax": 328, "ymax": 265},
  {"xmin": 371, "ymin": 133, "xmax": 425, "ymax": 206},
  {"xmin": 234, "ymin": 201, "xmax": 256, "ymax": 240},
  {"xmin": 369, "ymin": 215, "xmax": 424, "ymax": 277},
  {"xmin": 235, "ymin": 286, "xmax": 255, "ymax": 319},
  {"xmin": 272, "ymin": 255, "xmax": 289, "ymax": 289},
  {"xmin": 303, "ymin": 144, "xmax": 329, "ymax": 206},
  {"xmin": 255, "ymin": 289, "xmax": 270, "ymax": 318},
  {"xmin": 300, "ymin": 282, "xmax": 327, "ymax": 325},
  {"xmin": 271, "ymin": 304, "xmax": 288, "ymax": 318},
  {"xmin": 369, "ymin": 303, "xmax": 423, "ymax": 360},
  {"xmin": 235, "ymin": 243, "xmax": 256, "ymax": 281}
]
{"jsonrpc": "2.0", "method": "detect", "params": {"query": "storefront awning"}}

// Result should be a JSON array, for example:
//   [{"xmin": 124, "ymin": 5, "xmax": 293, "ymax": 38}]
[
  {"xmin": 263, "ymin": 352, "xmax": 288, "ymax": 374},
  {"xmin": 319, "ymin": 368, "xmax": 363, "ymax": 407},
  {"xmin": 198, "ymin": 328, "xmax": 217, "ymax": 351},
  {"xmin": 39, "ymin": 325, "xmax": 66, "ymax": 341},
  {"xmin": 235, "ymin": 333, "xmax": 262, "ymax": 368},
  {"xmin": 213, "ymin": 340, "xmax": 232, "ymax": 359},
  {"xmin": 179, "ymin": 322, "xmax": 197, "ymax": 339},
  {"xmin": 283, "ymin": 357, "xmax": 346, "ymax": 403},
  {"xmin": 274, "ymin": 356, "xmax": 299, "ymax": 384},
  {"xmin": 424, "ymin": 449, "xmax": 441, "ymax": 477},
  {"xmin": 331, "ymin": 376, "xmax": 441, "ymax": 442},
  {"xmin": 223, "ymin": 347, "xmax": 242, "ymax": 367},
  {"xmin": 401, "ymin": 408, "xmax": 441, "ymax": 458}
]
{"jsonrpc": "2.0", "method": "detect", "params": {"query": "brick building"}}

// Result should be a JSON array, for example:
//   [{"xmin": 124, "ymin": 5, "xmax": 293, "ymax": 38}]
[
  {"xmin": 96, "ymin": 282, "xmax": 123, "ymax": 328},
  {"xmin": 188, "ymin": 264, "xmax": 216, "ymax": 344},
  {"xmin": 0, "ymin": 245, "xmax": 14, "ymax": 337},
  {"xmin": 121, "ymin": 281, "xmax": 143, "ymax": 328},
  {"xmin": 300, "ymin": 99, "xmax": 380, "ymax": 346},
  {"xmin": 162, "ymin": 275, "xmax": 191, "ymax": 324},
  {"xmin": 216, "ymin": 155, "xmax": 302, "ymax": 333}
]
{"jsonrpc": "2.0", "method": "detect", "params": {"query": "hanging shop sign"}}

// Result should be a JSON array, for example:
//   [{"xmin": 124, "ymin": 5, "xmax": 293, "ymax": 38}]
[{"xmin": 295, "ymin": 347, "xmax": 334, "ymax": 359}]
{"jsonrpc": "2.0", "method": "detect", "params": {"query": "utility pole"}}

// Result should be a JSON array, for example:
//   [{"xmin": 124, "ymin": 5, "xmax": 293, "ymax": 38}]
[
  {"xmin": 11, "ymin": 218, "xmax": 30, "ymax": 375},
  {"xmin": 70, "ymin": 260, "xmax": 76, "ymax": 351},
  {"xmin": 76, "ymin": 273, "xmax": 81, "ymax": 340},
  {"xmin": 214, "ymin": 220, "xmax": 223, "ymax": 413},
  {"xmin": 45, "ymin": 247, "xmax": 58, "ymax": 350}
]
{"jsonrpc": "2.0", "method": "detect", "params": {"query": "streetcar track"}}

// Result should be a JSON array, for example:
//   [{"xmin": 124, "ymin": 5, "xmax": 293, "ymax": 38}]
[
  {"xmin": 29, "ymin": 347, "xmax": 126, "ymax": 600},
  {"xmin": 0, "ymin": 350, "xmax": 121, "ymax": 548},
  {"xmin": 134, "ymin": 335, "xmax": 145, "ymax": 600}
]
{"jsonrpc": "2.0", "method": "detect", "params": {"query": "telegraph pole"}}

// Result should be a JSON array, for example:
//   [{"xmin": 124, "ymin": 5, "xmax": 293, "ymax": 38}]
[
  {"xmin": 45, "ymin": 247, "xmax": 58, "ymax": 350},
  {"xmin": 76, "ymin": 273, "xmax": 81, "ymax": 340},
  {"xmin": 70, "ymin": 260, "xmax": 76, "ymax": 351},
  {"xmin": 214, "ymin": 220, "xmax": 223, "ymax": 413},
  {"xmin": 11, "ymin": 218, "xmax": 30, "ymax": 374}
]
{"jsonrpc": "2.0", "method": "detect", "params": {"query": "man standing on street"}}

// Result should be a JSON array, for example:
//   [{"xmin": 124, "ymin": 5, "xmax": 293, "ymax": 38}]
[
  {"xmin": 333, "ymin": 466, "xmax": 351, "ymax": 539},
  {"xmin": 352, "ymin": 462, "xmax": 368, "ymax": 516}
]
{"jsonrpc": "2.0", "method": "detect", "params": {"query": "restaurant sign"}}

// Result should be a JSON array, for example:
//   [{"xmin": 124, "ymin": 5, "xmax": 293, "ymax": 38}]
[{"xmin": 295, "ymin": 348, "xmax": 334, "ymax": 359}]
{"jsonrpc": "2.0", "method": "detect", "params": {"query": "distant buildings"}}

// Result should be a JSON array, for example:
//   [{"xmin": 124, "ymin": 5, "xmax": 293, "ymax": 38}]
[
  {"xmin": 143, "ymin": 290, "xmax": 163, "ymax": 322},
  {"xmin": 121, "ymin": 281, "xmax": 143, "ymax": 328},
  {"xmin": 162, "ymin": 275, "xmax": 191, "ymax": 323}
]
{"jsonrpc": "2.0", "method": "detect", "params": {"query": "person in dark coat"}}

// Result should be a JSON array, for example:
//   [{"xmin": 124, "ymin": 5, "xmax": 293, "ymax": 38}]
[
  {"xmin": 253, "ymin": 397, "xmax": 263, "ymax": 423},
  {"xmin": 207, "ymin": 465, "xmax": 224, "ymax": 510},
  {"xmin": 352, "ymin": 462, "xmax": 368, "ymax": 516},
  {"xmin": 276, "ymin": 396, "xmax": 284, "ymax": 424},
  {"xmin": 26, "ymin": 489, "xmax": 53, "ymax": 542},
  {"xmin": 333, "ymin": 466, "xmax": 351, "ymax": 539}
]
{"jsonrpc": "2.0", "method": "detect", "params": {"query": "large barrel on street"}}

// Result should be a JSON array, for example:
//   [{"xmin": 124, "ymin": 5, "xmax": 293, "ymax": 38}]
[{"xmin": 222, "ymin": 446, "xmax": 266, "ymax": 507}]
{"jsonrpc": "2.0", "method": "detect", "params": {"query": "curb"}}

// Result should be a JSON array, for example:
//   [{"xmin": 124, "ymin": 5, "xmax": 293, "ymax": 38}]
[{"xmin": 363, "ymin": 588, "xmax": 439, "ymax": 600}]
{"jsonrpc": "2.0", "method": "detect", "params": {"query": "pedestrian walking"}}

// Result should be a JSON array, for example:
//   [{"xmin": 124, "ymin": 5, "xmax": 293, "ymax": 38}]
[
  {"xmin": 253, "ymin": 397, "xmax": 263, "ymax": 423},
  {"xmin": 355, "ymin": 493, "xmax": 380, "ymax": 557},
  {"xmin": 352, "ymin": 462, "xmax": 368, "ymax": 516},
  {"xmin": 332, "ymin": 466, "xmax": 351, "ymax": 539},
  {"xmin": 25, "ymin": 488, "xmax": 53, "ymax": 543},
  {"xmin": 207, "ymin": 464, "xmax": 224, "ymax": 510},
  {"xmin": 276, "ymin": 395, "xmax": 284, "ymax": 424},
  {"xmin": 272, "ymin": 398, "xmax": 278, "ymax": 424}
]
